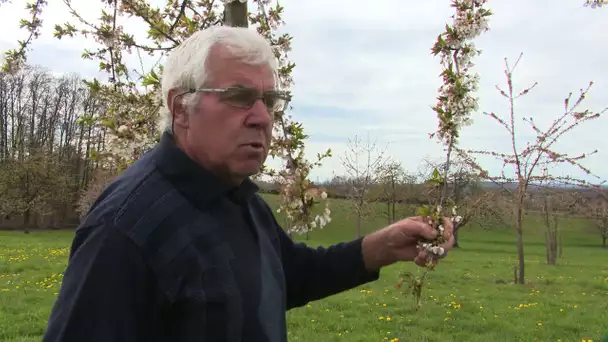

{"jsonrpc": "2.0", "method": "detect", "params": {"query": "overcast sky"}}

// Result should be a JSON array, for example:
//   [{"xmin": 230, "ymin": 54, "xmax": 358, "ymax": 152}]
[{"xmin": 1, "ymin": 0, "xmax": 606, "ymax": 184}]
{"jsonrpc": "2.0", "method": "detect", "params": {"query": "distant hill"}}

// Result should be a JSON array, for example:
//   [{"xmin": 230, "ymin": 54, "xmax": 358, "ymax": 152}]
[{"xmin": 478, "ymin": 181, "xmax": 607, "ymax": 192}]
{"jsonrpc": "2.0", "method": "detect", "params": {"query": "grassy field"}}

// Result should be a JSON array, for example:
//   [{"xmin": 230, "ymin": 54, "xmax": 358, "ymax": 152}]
[{"xmin": 1, "ymin": 194, "xmax": 607, "ymax": 342}]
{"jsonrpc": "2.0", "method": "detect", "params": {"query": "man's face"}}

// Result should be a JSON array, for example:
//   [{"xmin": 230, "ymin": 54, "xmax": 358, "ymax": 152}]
[{"xmin": 180, "ymin": 45, "xmax": 277, "ymax": 184}]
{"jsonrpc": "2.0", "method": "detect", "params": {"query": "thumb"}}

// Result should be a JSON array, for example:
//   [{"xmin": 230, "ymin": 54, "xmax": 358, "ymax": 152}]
[{"xmin": 403, "ymin": 217, "xmax": 438, "ymax": 241}]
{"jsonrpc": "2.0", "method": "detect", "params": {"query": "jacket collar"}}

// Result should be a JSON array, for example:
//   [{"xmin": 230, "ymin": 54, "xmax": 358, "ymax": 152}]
[{"xmin": 153, "ymin": 132, "xmax": 259, "ymax": 207}]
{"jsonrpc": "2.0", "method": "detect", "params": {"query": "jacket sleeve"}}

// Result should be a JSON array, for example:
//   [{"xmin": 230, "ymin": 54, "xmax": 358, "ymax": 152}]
[
  {"xmin": 273, "ymin": 219, "xmax": 380, "ymax": 309},
  {"xmin": 42, "ymin": 223, "xmax": 162, "ymax": 342}
]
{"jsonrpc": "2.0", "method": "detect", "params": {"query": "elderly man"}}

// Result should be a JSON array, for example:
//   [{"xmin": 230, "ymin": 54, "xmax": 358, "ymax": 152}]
[{"xmin": 42, "ymin": 26, "xmax": 454, "ymax": 342}]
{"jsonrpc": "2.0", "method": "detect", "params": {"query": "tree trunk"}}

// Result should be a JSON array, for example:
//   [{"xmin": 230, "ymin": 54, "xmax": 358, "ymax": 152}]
[
  {"xmin": 391, "ymin": 179, "xmax": 396, "ymax": 223},
  {"xmin": 542, "ymin": 199, "xmax": 558, "ymax": 266},
  {"xmin": 453, "ymin": 229, "xmax": 459, "ymax": 248},
  {"xmin": 386, "ymin": 201, "xmax": 391, "ymax": 225},
  {"xmin": 23, "ymin": 209, "xmax": 31, "ymax": 234},
  {"xmin": 356, "ymin": 214, "xmax": 362, "ymax": 238},
  {"xmin": 224, "ymin": 1, "xmax": 248, "ymax": 28},
  {"xmin": 515, "ymin": 206, "xmax": 525, "ymax": 284},
  {"xmin": 602, "ymin": 233, "xmax": 606, "ymax": 248},
  {"xmin": 545, "ymin": 232, "xmax": 552, "ymax": 265}
]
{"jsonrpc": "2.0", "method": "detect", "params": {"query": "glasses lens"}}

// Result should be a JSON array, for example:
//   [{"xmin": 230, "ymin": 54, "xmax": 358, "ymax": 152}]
[
  {"xmin": 219, "ymin": 87, "xmax": 288, "ymax": 113},
  {"xmin": 220, "ymin": 87, "xmax": 258, "ymax": 108},
  {"xmin": 264, "ymin": 92, "xmax": 287, "ymax": 113}
]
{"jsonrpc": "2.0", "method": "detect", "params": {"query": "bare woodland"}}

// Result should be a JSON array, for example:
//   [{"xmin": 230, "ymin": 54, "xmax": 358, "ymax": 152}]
[{"xmin": 0, "ymin": 66, "xmax": 110, "ymax": 231}]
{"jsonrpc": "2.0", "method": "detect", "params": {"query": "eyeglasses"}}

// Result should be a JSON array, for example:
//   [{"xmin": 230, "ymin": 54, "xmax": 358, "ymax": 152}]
[{"xmin": 187, "ymin": 86, "xmax": 291, "ymax": 114}]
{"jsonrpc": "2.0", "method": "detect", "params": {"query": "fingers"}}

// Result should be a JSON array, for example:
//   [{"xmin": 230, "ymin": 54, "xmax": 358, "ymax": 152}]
[
  {"xmin": 391, "ymin": 216, "xmax": 456, "ymax": 267},
  {"xmin": 408, "ymin": 216, "xmax": 454, "ymax": 242},
  {"xmin": 430, "ymin": 235, "xmax": 455, "ymax": 260},
  {"xmin": 414, "ymin": 234, "xmax": 455, "ymax": 267},
  {"xmin": 404, "ymin": 217, "xmax": 439, "ymax": 241},
  {"xmin": 441, "ymin": 235, "xmax": 455, "ymax": 250},
  {"xmin": 414, "ymin": 250, "xmax": 438, "ymax": 267},
  {"xmin": 441, "ymin": 217, "xmax": 455, "ymax": 241},
  {"xmin": 414, "ymin": 250, "xmax": 429, "ymax": 267}
]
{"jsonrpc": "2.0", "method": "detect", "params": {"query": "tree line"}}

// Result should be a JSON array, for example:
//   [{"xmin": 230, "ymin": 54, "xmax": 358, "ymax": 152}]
[
  {"xmin": 0, "ymin": 65, "xmax": 109, "ymax": 231},
  {"xmin": 1, "ymin": 64, "xmax": 605, "ymax": 254}
]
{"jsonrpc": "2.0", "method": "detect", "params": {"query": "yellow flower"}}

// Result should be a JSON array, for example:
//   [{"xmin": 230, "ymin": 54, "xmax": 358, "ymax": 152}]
[{"xmin": 537, "ymin": 322, "xmax": 543, "ymax": 327}]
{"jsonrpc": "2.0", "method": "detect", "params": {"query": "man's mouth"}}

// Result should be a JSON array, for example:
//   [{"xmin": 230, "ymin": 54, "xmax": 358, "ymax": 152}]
[{"xmin": 243, "ymin": 142, "xmax": 264, "ymax": 150}]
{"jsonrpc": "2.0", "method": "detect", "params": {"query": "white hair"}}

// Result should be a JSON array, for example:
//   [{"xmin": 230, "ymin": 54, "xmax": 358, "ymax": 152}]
[{"xmin": 159, "ymin": 26, "xmax": 279, "ymax": 133}]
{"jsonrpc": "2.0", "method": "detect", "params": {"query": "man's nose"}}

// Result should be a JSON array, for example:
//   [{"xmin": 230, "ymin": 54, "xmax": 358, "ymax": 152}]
[{"xmin": 245, "ymin": 99, "xmax": 272, "ymax": 127}]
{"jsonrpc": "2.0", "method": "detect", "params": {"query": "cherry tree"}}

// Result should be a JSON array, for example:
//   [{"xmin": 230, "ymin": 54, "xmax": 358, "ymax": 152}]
[
  {"xmin": 455, "ymin": 53, "xmax": 605, "ymax": 284},
  {"xmin": 340, "ymin": 134, "xmax": 388, "ymax": 238}
]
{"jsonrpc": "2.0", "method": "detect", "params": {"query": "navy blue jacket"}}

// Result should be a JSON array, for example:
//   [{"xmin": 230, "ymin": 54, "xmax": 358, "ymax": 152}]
[{"xmin": 42, "ymin": 132, "xmax": 379, "ymax": 342}]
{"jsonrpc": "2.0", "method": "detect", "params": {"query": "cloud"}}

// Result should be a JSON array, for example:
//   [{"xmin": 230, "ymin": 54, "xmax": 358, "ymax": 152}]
[
  {"xmin": 279, "ymin": 0, "xmax": 608, "ymax": 182},
  {"xmin": 1, "ymin": 0, "xmax": 606, "ymax": 184}
]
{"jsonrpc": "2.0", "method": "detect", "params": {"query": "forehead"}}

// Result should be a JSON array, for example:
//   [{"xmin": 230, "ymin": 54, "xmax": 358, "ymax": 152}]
[{"xmin": 205, "ymin": 45, "xmax": 276, "ymax": 90}]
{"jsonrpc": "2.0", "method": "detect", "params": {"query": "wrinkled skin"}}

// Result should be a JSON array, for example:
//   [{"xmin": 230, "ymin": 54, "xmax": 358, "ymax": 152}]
[{"xmin": 169, "ymin": 44, "xmax": 275, "ymax": 185}]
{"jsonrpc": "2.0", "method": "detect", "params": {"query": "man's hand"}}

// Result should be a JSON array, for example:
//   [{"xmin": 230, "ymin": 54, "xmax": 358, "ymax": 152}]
[{"xmin": 361, "ymin": 216, "xmax": 455, "ymax": 272}]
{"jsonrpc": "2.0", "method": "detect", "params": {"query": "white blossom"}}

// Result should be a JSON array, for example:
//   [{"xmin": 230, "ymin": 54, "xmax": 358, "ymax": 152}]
[{"xmin": 431, "ymin": 246, "xmax": 445, "ymax": 256}]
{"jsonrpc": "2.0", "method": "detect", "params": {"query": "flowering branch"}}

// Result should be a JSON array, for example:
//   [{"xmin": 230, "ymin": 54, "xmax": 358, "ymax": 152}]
[
  {"xmin": 1, "ymin": 0, "xmax": 48, "ymax": 73},
  {"xmin": 252, "ymin": 1, "xmax": 332, "ymax": 236},
  {"xmin": 396, "ymin": 0, "xmax": 491, "ymax": 310},
  {"xmin": 584, "ymin": 0, "xmax": 606, "ymax": 8}
]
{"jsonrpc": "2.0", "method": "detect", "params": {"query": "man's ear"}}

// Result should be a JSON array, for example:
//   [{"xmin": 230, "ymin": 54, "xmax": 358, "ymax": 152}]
[{"xmin": 167, "ymin": 88, "xmax": 190, "ymax": 129}]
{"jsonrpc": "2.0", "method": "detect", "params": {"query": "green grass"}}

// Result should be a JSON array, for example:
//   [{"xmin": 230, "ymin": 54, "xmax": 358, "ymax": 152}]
[{"xmin": 1, "ymin": 194, "xmax": 607, "ymax": 342}]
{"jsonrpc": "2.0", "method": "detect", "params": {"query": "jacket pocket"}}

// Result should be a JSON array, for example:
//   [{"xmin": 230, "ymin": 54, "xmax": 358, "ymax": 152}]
[{"xmin": 159, "ymin": 243, "xmax": 243, "ymax": 342}]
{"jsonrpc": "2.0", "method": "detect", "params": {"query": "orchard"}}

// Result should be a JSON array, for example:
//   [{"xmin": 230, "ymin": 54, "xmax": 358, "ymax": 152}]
[{"xmin": 1, "ymin": 0, "xmax": 607, "ymax": 341}]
